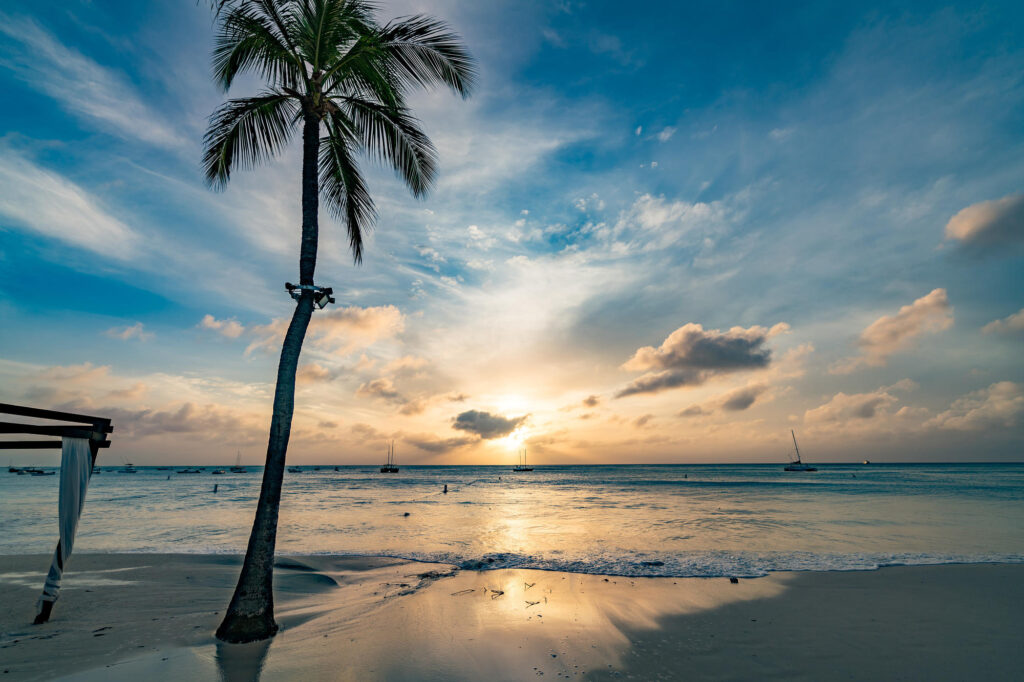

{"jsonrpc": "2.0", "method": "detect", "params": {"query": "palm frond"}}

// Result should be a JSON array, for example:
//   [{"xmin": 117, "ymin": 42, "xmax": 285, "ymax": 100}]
[
  {"xmin": 320, "ymin": 113, "xmax": 376, "ymax": 263},
  {"xmin": 322, "ymin": 45, "xmax": 402, "ymax": 108},
  {"xmin": 202, "ymin": 92, "xmax": 300, "ymax": 189},
  {"xmin": 378, "ymin": 15, "xmax": 476, "ymax": 98},
  {"xmin": 343, "ymin": 97, "xmax": 437, "ymax": 197},
  {"xmin": 293, "ymin": 0, "xmax": 373, "ymax": 72},
  {"xmin": 213, "ymin": 5, "xmax": 305, "ymax": 90}
]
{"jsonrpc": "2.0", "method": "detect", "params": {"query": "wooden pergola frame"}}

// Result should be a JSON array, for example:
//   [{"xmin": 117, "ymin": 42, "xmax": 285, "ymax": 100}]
[
  {"xmin": 0, "ymin": 403, "xmax": 112, "ymax": 453},
  {"xmin": 1, "ymin": 402, "xmax": 113, "ymax": 623}
]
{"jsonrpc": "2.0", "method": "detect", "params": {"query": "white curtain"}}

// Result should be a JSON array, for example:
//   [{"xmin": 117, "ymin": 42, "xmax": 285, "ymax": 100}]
[{"xmin": 37, "ymin": 437, "xmax": 93, "ymax": 611}]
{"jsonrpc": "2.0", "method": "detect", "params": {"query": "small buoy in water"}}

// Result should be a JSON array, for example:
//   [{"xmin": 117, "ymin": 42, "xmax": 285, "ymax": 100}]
[
  {"xmin": 443, "ymin": 484, "xmax": 448, "ymax": 494},
  {"xmin": 213, "ymin": 484, "xmax": 218, "ymax": 493}
]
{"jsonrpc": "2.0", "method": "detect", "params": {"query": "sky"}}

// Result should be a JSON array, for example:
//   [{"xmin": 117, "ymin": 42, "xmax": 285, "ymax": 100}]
[{"xmin": 1, "ymin": 0, "xmax": 1022, "ymax": 465}]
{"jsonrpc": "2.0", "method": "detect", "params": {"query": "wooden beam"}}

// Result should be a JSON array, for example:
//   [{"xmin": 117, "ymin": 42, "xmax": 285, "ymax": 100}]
[
  {"xmin": 0, "ymin": 440, "xmax": 110, "ymax": 449},
  {"xmin": 0, "ymin": 403, "xmax": 110, "ymax": 427},
  {"xmin": 0, "ymin": 423, "xmax": 111, "ymax": 438}
]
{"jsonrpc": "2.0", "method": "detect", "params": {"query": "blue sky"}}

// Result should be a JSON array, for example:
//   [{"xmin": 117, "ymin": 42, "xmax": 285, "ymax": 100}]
[{"xmin": 1, "ymin": 0, "xmax": 1022, "ymax": 464}]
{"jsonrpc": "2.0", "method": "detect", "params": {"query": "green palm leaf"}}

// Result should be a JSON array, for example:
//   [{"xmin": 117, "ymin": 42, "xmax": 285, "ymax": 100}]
[
  {"xmin": 320, "ymin": 113, "xmax": 375, "ymax": 263},
  {"xmin": 202, "ymin": 92, "xmax": 299, "ymax": 189}
]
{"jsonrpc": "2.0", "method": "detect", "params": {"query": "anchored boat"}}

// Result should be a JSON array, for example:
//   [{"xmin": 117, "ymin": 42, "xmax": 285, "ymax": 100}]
[
  {"xmin": 512, "ymin": 446, "xmax": 533, "ymax": 472},
  {"xmin": 230, "ymin": 451, "xmax": 247, "ymax": 473},
  {"xmin": 380, "ymin": 440, "xmax": 399, "ymax": 473},
  {"xmin": 784, "ymin": 430, "xmax": 817, "ymax": 472}
]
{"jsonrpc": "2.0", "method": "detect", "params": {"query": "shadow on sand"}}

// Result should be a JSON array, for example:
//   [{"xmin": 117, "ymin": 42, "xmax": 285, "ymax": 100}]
[{"xmin": 216, "ymin": 638, "xmax": 272, "ymax": 682}]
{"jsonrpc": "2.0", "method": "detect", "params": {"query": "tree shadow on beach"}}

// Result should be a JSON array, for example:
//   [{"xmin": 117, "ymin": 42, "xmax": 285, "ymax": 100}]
[{"xmin": 216, "ymin": 638, "xmax": 271, "ymax": 682}]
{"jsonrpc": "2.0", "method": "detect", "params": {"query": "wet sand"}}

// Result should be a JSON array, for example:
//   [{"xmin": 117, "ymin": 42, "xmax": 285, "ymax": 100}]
[{"xmin": 1, "ymin": 555, "xmax": 1021, "ymax": 681}]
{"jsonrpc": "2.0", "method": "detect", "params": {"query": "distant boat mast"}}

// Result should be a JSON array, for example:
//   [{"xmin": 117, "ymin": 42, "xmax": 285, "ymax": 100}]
[
  {"xmin": 380, "ymin": 440, "xmax": 399, "ymax": 473},
  {"xmin": 784, "ymin": 430, "xmax": 817, "ymax": 472}
]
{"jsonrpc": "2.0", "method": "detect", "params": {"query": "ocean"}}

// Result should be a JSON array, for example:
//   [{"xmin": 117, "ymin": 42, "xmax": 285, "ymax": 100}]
[{"xmin": 2, "ymin": 464, "xmax": 1023, "ymax": 577}]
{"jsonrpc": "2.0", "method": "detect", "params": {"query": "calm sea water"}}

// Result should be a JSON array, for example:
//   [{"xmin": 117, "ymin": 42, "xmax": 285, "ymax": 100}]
[{"xmin": 2, "ymin": 464, "xmax": 1023, "ymax": 577}]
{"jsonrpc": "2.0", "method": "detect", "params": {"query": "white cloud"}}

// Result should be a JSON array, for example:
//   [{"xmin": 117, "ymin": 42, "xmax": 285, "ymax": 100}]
[
  {"xmin": 832, "ymin": 289, "xmax": 953, "ymax": 373},
  {"xmin": 944, "ymin": 194, "xmax": 1024, "ymax": 247},
  {"xmin": 383, "ymin": 355, "xmax": 429, "ymax": 374},
  {"xmin": 200, "ymin": 314, "xmax": 245, "ymax": 339},
  {"xmin": 981, "ymin": 308, "xmax": 1024, "ymax": 335},
  {"xmin": 246, "ymin": 305, "xmax": 404, "ymax": 356},
  {"xmin": 605, "ymin": 193, "xmax": 732, "ymax": 254},
  {"xmin": 540, "ymin": 27, "xmax": 566, "ymax": 48},
  {"xmin": 0, "ymin": 149, "xmax": 140, "ymax": 260},
  {"xmin": 416, "ymin": 246, "xmax": 447, "ymax": 271},
  {"xmin": 0, "ymin": 14, "xmax": 184, "ymax": 149},
  {"xmin": 926, "ymin": 382, "xmax": 1024, "ymax": 431},
  {"xmin": 467, "ymin": 225, "xmax": 496, "ymax": 249},
  {"xmin": 356, "ymin": 377, "xmax": 404, "ymax": 403},
  {"xmin": 805, "ymin": 380, "xmax": 916, "ymax": 423},
  {"xmin": 657, "ymin": 126, "xmax": 676, "ymax": 142},
  {"xmin": 466, "ymin": 259, "xmax": 494, "ymax": 271},
  {"xmin": 105, "ymin": 322, "xmax": 153, "ymax": 342},
  {"xmin": 36, "ymin": 362, "xmax": 111, "ymax": 384},
  {"xmin": 416, "ymin": 93, "xmax": 587, "ymax": 195},
  {"xmin": 574, "ymin": 193, "xmax": 605, "ymax": 212}
]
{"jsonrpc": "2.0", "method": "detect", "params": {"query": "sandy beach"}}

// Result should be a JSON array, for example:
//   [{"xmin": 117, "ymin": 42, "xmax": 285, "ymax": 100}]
[{"xmin": 1, "ymin": 555, "xmax": 1020, "ymax": 681}]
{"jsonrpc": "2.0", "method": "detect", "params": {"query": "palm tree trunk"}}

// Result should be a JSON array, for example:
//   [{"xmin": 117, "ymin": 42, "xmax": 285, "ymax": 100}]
[{"xmin": 216, "ymin": 112, "xmax": 321, "ymax": 643}]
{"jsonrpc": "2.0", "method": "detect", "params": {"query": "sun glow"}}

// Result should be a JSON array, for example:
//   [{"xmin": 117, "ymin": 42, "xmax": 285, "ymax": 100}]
[{"xmin": 501, "ymin": 426, "xmax": 528, "ymax": 452}]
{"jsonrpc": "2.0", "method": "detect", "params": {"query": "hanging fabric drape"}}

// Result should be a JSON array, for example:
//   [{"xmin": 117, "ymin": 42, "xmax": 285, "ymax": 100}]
[{"xmin": 37, "ymin": 437, "xmax": 93, "ymax": 614}]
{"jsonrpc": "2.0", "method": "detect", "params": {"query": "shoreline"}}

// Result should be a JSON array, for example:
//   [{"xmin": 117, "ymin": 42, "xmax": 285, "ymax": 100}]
[
  {"xmin": 5, "ymin": 548, "xmax": 1022, "ymax": 580},
  {"xmin": 2, "ymin": 555, "xmax": 1022, "ymax": 681}
]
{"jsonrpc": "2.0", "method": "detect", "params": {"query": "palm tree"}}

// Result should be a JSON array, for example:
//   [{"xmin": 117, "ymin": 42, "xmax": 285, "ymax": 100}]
[{"xmin": 202, "ymin": 0, "xmax": 474, "ymax": 643}]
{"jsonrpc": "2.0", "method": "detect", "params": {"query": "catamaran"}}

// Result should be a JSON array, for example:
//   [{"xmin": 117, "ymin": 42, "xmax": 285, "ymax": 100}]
[
  {"xmin": 380, "ymin": 440, "xmax": 399, "ymax": 473},
  {"xmin": 784, "ymin": 430, "xmax": 817, "ymax": 472},
  {"xmin": 512, "ymin": 446, "xmax": 533, "ymax": 472},
  {"xmin": 230, "ymin": 451, "xmax": 247, "ymax": 473}
]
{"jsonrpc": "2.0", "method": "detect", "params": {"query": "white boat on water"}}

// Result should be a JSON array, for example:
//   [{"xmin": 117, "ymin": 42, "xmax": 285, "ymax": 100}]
[
  {"xmin": 784, "ymin": 430, "xmax": 817, "ymax": 472},
  {"xmin": 230, "ymin": 451, "xmax": 247, "ymax": 473}
]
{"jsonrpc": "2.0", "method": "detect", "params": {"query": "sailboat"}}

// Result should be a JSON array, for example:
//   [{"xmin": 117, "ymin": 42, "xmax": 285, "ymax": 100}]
[
  {"xmin": 784, "ymin": 430, "xmax": 817, "ymax": 472},
  {"xmin": 380, "ymin": 440, "xmax": 399, "ymax": 473},
  {"xmin": 119, "ymin": 460, "xmax": 138, "ymax": 474},
  {"xmin": 230, "ymin": 451, "xmax": 247, "ymax": 473},
  {"xmin": 512, "ymin": 446, "xmax": 533, "ymax": 472}
]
